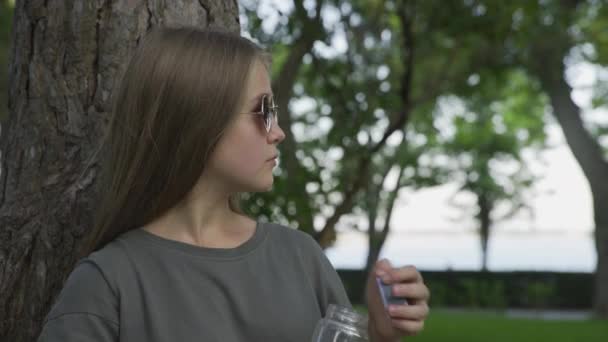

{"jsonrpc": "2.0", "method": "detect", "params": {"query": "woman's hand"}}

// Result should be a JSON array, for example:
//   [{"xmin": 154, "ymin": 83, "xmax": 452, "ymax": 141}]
[{"xmin": 366, "ymin": 259, "xmax": 430, "ymax": 341}]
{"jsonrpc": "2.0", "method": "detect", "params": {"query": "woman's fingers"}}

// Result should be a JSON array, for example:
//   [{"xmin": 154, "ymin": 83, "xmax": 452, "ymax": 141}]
[
  {"xmin": 376, "ymin": 263, "xmax": 423, "ymax": 284},
  {"xmin": 388, "ymin": 265, "xmax": 422, "ymax": 283},
  {"xmin": 390, "ymin": 318, "xmax": 425, "ymax": 336},
  {"xmin": 392, "ymin": 282, "xmax": 430, "ymax": 301},
  {"xmin": 388, "ymin": 302, "xmax": 429, "ymax": 320}
]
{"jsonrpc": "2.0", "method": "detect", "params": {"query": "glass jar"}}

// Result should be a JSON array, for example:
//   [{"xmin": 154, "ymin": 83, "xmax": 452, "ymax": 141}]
[{"xmin": 311, "ymin": 304, "xmax": 369, "ymax": 342}]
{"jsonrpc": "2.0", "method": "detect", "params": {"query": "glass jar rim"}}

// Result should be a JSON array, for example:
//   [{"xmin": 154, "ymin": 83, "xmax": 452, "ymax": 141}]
[{"xmin": 325, "ymin": 304, "xmax": 369, "ymax": 338}]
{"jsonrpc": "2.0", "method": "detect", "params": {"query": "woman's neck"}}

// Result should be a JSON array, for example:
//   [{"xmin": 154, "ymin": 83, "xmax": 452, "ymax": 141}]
[{"xmin": 141, "ymin": 200, "xmax": 256, "ymax": 249}]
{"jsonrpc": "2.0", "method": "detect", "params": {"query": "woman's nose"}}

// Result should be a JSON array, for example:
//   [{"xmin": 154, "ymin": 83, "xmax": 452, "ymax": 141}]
[{"xmin": 268, "ymin": 122, "xmax": 286, "ymax": 144}]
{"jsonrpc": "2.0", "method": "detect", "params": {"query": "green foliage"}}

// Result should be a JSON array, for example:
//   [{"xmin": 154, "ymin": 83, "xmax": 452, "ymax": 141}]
[
  {"xmin": 578, "ymin": 1, "xmax": 608, "ymax": 65},
  {"xmin": 525, "ymin": 281, "xmax": 558, "ymax": 309},
  {"xmin": 239, "ymin": 0, "xmax": 608, "ymax": 252},
  {"xmin": 592, "ymin": 81, "xmax": 608, "ymax": 109},
  {"xmin": 442, "ymin": 69, "xmax": 548, "ymax": 224},
  {"xmin": 241, "ymin": 0, "xmax": 447, "ymax": 233},
  {"xmin": 456, "ymin": 278, "xmax": 507, "ymax": 309},
  {"xmin": 426, "ymin": 282, "xmax": 449, "ymax": 307}
]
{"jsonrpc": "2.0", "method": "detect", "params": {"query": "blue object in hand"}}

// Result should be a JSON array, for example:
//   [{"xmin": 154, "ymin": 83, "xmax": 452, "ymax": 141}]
[{"xmin": 376, "ymin": 276, "xmax": 408, "ymax": 308}]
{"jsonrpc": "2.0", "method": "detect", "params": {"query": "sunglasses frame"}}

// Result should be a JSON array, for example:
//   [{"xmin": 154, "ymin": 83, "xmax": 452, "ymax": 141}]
[{"xmin": 243, "ymin": 94, "xmax": 279, "ymax": 133}]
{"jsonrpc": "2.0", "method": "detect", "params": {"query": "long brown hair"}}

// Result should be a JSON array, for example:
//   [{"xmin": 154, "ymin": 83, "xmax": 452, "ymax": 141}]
[{"xmin": 79, "ymin": 27, "xmax": 269, "ymax": 258}]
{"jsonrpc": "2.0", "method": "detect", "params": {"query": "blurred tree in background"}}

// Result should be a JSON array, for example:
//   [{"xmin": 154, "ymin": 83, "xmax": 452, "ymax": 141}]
[
  {"xmin": 443, "ymin": 70, "xmax": 548, "ymax": 271},
  {"xmin": 460, "ymin": 0, "xmax": 608, "ymax": 317},
  {"xmin": 241, "ymin": 0, "xmax": 608, "ymax": 317}
]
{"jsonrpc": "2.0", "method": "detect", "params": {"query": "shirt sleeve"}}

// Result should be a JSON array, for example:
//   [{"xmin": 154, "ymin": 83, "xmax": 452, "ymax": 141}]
[
  {"xmin": 303, "ymin": 234, "xmax": 353, "ymax": 312},
  {"xmin": 37, "ymin": 260, "xmax": 119, "ymax": 342}
]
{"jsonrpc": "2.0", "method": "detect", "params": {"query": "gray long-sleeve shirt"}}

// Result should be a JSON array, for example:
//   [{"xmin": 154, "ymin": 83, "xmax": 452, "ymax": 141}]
[{"xmin": 37, "ymin": 221, "xmax": 351, "ymax": 342}]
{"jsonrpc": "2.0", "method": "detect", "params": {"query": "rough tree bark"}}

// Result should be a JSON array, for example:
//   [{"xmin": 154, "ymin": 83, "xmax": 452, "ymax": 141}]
[{"xmin": 0, "ymin": 1, "xmax": 239, "ymax": 340}]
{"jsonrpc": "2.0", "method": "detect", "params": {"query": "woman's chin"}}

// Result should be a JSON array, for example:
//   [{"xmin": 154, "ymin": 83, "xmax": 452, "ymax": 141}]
[
  {"xmin": 262, "ymin": 178, "xmax": 274, "ymax": 192},
  {"xmin": 246, "ymin": 177, "xmax": 274, "ymax": 193}
]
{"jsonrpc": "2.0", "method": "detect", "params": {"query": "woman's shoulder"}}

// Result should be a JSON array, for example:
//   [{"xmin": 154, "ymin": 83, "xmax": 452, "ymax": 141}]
[
  {"xmin": 45, "ymin": 257, "xmax": 119, "ymax": 324},
  {"xmin": 76, "ymin": 231, "xmax": 139, "ymax": 293},
  {"xmin": 263, "ymin": 221, "xmax": 316, "ymax": 244},
  {"xmin": 262, "ymin": 220, "xmax": 348, "ymax": 306},
  {"xmin": 86, "ymin": 233, "xmax": 132, "ymax": 267},
  {"xmin": 262, "ymin": 221, "xmax": 326, "ymax": 258}
]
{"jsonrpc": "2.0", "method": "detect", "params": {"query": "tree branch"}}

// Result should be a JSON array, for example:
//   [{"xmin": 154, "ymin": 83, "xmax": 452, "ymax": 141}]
[{"xmin": 315, "ymin": 1, "xmax": 416, "ymax": 247}]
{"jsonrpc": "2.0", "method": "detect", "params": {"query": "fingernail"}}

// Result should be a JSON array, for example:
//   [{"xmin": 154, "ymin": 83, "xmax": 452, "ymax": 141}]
[
  {"xmin": 376, "ymin": 269, "xmax": 386, "ymax": 277},
  {"xmin": 392, "ymin": 285, "xmax": 399, "ymax": 295}
]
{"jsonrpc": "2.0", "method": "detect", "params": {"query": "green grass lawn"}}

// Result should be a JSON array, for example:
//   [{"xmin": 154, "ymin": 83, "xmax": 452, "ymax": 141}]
[
  {"xmin": 410, "ymin": 309, "xmax": 608, "ymax": 342},
  {"xmin": 355, "ymin": 307, "xmax": 608, "ymax": 341}
]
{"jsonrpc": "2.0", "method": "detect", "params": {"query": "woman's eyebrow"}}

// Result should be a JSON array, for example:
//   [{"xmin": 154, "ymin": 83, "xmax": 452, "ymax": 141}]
[{"xmin": 248, "ymin": 92, "xmax": 273, "ymax": 104}]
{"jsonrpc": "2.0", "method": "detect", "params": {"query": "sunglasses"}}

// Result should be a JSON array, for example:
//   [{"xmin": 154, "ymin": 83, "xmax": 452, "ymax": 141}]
[{"xmin": 242, "ymin": 94, "xmax": 279, "ymax": 133}]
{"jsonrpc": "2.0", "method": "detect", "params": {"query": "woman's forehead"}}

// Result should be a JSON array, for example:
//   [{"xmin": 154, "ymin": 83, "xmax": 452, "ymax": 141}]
[{"xmin": 243, "ymin": 61, "xmax": 273, "ymax": 106}]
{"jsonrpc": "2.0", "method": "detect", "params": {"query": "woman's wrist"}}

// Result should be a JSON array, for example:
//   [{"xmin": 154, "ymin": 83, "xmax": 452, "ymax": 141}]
[{"xmin": 368, "ymin": 316, "xmax": 400, "ymax": 342}]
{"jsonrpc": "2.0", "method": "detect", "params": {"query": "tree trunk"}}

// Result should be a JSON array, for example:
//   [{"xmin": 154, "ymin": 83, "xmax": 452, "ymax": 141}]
[
  {"xmin": 478, "ymin": 191, "xmax": 491, "ymax": 272},
  {"xmin": 535, "ymin": 62, "xmax": 608, "ymax": 318},
  {"xmin": 363, "ymin": 160, "xmax": 406, "ymax": 301},
  {"xmin": 362, "ymin": 188, "xmax": 386, "ymax": 303},
  {"xmin": 0, "ymin": 1, "xmax": 239, "ymax": 340},
  {"xmin": 365, "ymin": 193, "xmax": 381, "ymax": 272}
]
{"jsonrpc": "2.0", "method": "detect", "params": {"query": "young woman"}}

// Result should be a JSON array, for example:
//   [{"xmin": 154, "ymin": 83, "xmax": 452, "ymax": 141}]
[{"xmin": 37, "ymin": 27, "xmax": 429, "ymax": 342}]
